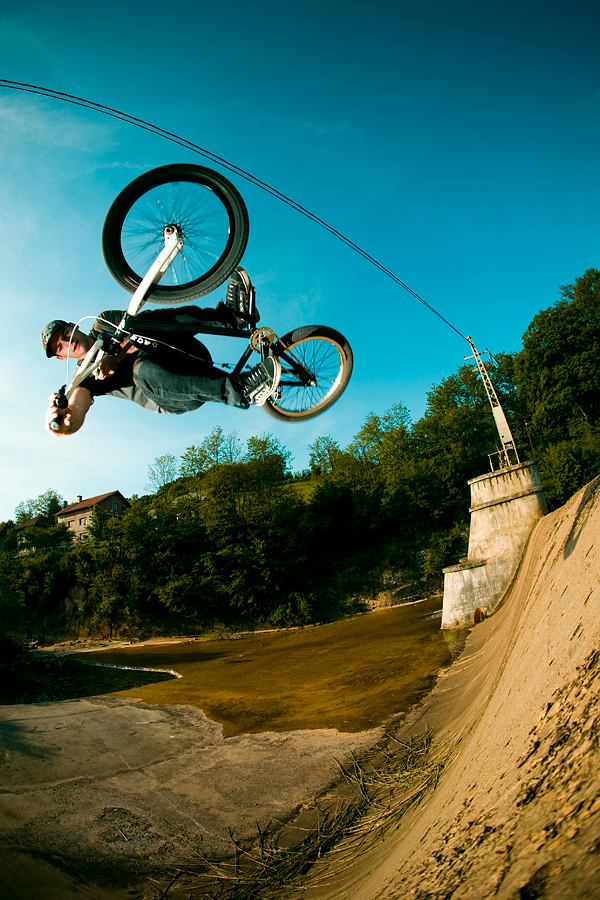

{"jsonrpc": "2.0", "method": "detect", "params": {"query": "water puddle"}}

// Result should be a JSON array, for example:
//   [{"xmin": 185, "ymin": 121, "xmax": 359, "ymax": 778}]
[{"xmin": 71, "ymin": 597, "xmax": 454, "ymax": 735}]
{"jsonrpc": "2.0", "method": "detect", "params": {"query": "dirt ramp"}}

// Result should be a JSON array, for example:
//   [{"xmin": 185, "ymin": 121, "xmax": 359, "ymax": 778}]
[{"xmin": 311, "ymin": 476, "xmax": 600, "ymax": 900}]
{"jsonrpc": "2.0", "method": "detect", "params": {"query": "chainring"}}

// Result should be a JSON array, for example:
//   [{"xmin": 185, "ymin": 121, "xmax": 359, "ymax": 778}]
[{"xmin": 250, "ymin": 327, "xmax": 278, "ymax": 353}]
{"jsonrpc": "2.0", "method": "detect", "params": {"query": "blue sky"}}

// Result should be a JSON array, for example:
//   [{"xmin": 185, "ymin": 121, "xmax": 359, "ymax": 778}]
[{"xmin": 1, "ymin": 0, "xmax": 599, "ymax": 521}]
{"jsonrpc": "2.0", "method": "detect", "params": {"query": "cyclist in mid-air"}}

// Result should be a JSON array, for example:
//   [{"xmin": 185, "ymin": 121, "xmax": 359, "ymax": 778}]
[{"xmin": 42, "ymin": 271, "xmax": 281, "ymax": 436}]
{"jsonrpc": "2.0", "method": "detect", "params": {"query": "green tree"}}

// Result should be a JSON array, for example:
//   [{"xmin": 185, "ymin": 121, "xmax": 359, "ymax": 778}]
[
  {"xmin": 2, "ymin": 522, "xmax": 18, "ymax": 553},
  {"xmin": 415, "ymin": 366, "xmax": 502, "ymax": 467},
  {"xmin": 13, "ymin": 500, "xmax": 36, "ymax": 524},
  {"xmin": 535, "ymin": 425, "xmax": 600, "ymax": 509},
  {"xmin": 9, "ymin": 548, "xmax": 77, "ymax": 623},
  {"xmin": 512, "ymin": 268, "xmax": 600, "ymax": 506},
  {"xmin": 19, "ymin": 522, "xmax": 71, "ymax": 552},
  {"xmin": 514, "ymin": 268, "xmax": 600, "ymax": 442},
  {"xmin": 36, "ymin": 488, "xmax": 65, "ymax": 518},
  {"xmin": 202, "ymin": 454, "xmax": 288, "ymax": 518},
  {"xmin": 346, "ymin": 404, "xmax": 413, "ymax": 492},
  {"xmin": 246, "ymin": 433, "xmax": 292, "ymax": 470},
  {"xmin": 146, "ymin": 453, "xmax": 179, "ymax": 492},
  {"xmin": 0, "ymin": 565, "xmax": 24, "ymax": 656},
  {"xmin": 14, "ymin": 488, "xmax": 64, "ymax": 523},
  {"xmin": 308, "ymin": 436, "xmax": 343, "ymax": 474},
  {"xmin": 422, "ymin": 523, "xmax": 467, "ymax": 579},
  {"xmin": 87, "ymin": 505, "xmax": 111, "ymax": 542},
  {"xmin": 346, "ymin": 412, "xmax": 385, "ymax": 464},
  {"xmin": 180, "ymin": 427, "xmax": 243, "ymax": 477}
]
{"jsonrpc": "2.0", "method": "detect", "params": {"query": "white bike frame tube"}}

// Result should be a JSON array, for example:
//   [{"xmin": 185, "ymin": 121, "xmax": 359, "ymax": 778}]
[
  {"xmin": 64, "ymin": 228, "xmax": 184, "ymax": 400},
  {"xmin": 65, "ymin": 339, "xmax": 105, "ymax": 398},
  {"xmin": 126, "ymin": 226, "xmax": 183, "ymax": 317}
]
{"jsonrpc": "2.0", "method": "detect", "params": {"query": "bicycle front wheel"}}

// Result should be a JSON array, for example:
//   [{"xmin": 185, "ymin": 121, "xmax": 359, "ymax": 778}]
[
  {"xmin": 263, "ymin": 325, "xmax": 353, "ymax": 422},
  {"xmin": 102, "ymin": 164, "xmax": 249, "ymax": 304}
]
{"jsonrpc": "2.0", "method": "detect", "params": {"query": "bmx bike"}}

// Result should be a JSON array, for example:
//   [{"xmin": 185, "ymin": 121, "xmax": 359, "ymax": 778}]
[{"xmin": 53, "ymin": 163, "xmax": 353, "ymax": 425}]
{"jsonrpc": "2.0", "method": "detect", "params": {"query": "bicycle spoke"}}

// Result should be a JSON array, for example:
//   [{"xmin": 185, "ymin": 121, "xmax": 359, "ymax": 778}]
[
  {"xmin": 121, "ymin": 182, "xmax": 231, "ymax": 287},
  {"xmin": 276, "ymin": 338, "xmax": 343, "ymax": 414}
]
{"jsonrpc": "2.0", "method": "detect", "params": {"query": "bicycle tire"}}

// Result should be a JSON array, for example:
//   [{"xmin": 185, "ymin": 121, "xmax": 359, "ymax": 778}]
[
  {"xmin": 263, "ymin": 325, "xmax": 353, "ymax": 422},
  {"xmin": 102, "ymin": 164, "xmax": 249, "ymax": 304}
]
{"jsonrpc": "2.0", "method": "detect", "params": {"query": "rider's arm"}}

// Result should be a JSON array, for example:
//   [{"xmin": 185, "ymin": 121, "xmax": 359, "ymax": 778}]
[
  {"xmin": 45, "ymin": 386, "xmax": 93, "ymax": 436},
  {"xmin": 95, "ymin": 340, "xmax": 137, "ymax": 380}
]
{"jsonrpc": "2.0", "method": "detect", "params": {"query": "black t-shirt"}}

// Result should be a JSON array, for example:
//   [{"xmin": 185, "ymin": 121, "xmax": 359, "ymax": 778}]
[
  {"xmin": 79, "ymin": 311, "xmax": 137, "ymax": 398},
  {"xmin": 79, "ymin": 309, "xmax": 213, "ymax": 399}
]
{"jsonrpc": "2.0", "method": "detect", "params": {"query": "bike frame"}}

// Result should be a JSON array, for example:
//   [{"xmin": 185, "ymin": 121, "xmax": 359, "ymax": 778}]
[
  {"xmin": 63, "ymin": 227, "xmax": 257, "ymax": 399},
  {"xmin": 60, "ymin": 226, "xmax": 311, "ymax": 405}
]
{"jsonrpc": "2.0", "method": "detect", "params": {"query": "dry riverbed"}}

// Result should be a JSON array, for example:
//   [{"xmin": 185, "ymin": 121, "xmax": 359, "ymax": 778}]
[{"xmin": 0, "ymin": 597, "xmax": 454, "ymax": 899}]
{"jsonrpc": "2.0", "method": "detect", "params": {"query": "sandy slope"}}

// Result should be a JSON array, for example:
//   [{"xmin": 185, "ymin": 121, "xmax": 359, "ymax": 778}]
[{"xmin": 305, "ymin": 476, "xmax": 600, "ymax": 899}]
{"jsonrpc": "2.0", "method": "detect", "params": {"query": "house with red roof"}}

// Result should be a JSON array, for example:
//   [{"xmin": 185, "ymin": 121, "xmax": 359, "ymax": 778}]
[
  {"xmin": 0, "ymin": 515, "xmax": 55, "ymax": 552},
  {"xmin": 55, "ymin": 491, "xmax": 130, "ymax": 542}
]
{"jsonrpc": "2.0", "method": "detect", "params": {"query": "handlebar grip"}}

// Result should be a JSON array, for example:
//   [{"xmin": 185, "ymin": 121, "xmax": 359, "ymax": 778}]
[
  {"xmin": 56, "ymin": 385, "xmax": 68, "ymax": 409},
  {"xmin": 48, "ymin": 385, "xmax": 68, "ymax": 431}
]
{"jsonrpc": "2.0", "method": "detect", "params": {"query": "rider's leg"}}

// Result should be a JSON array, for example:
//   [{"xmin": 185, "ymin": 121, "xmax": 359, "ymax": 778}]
[
  {"xmin": 134, "ymin": 305, "xmax": 238, "ymax": 334},
  {"xmin": 133, "ymin": 355, "xmax": 249, "ymax": 412}
]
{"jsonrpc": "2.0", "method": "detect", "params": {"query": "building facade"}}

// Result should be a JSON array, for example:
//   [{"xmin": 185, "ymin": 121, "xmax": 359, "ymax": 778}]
[{"xmin": 55, "ymin": 491, "xmax": 130, "ymax": 542}]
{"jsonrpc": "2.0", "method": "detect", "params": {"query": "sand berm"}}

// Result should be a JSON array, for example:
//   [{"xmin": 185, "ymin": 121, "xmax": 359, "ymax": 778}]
[{"xmin": 1, "ymin": 475, "xmax": 600, "ymax": 899}]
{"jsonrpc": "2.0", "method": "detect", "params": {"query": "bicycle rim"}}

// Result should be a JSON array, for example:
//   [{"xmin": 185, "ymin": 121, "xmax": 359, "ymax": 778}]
[
  {"xmin": 126, "ymin": 182, "xmax": 230, "ymax": 282},
  {"xmin": 103, "ymin": 164, "xmax": 248, "ymax": 302},
  {"xmin": 264, "ymin": 326, "xmax": 352, "ymax": 422}
]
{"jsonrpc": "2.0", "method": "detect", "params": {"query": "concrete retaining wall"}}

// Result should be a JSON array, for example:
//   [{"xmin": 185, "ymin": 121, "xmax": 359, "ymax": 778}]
[{"xmin": 442, "ymin": 461, "xmax": 547, "ymax": 628}]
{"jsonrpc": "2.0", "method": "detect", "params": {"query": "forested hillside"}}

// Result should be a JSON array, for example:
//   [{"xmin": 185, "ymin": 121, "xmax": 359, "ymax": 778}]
[{"xmin": 2, "ymin": 269, "xmax": 600, "ymax": 649}]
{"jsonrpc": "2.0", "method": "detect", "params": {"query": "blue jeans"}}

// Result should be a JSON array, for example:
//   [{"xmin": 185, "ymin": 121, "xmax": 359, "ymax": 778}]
[{"xmin": 133, "ymin": 354, "xmax": 248, "ymax": 413}]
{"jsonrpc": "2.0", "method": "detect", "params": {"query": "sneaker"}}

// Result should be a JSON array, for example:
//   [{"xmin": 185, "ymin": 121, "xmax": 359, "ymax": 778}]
[
  {"xmin": 226, "ymin": 267, "xmax": 260, "ymax": 326},
  {"xmin": 238, "ymin": 357, "xmax": 281, "ymax": 406}
]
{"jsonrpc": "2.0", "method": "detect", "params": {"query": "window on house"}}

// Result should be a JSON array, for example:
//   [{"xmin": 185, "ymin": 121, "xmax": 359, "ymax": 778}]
[
  {"xmin": 79, "ymin": 518, "xmax": 87, "ymax": 527},
  {"xmin": 112, "ymin": 502, "xmax": 119, "ymax": 512}
]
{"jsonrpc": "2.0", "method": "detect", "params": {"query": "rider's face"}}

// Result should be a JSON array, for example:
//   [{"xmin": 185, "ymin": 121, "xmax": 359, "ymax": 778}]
[{"xmin": 51, "ymin": 324, "xmax": 93, "ymax": 360}]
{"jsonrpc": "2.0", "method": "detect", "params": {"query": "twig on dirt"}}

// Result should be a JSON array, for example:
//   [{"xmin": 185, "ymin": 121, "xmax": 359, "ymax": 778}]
[
  {"xmin": 144, "ymin": 728, "xmax": 445, "ymax": 900},
  {"xmin": 146, "ymin": 869, "xmax": 183, "ymax": 898}
]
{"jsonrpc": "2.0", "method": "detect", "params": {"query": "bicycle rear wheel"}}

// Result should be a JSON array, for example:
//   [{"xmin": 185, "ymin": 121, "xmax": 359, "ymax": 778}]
[
  {"xmin": 102, "ymin": 164, "xmax": 249, "ymax": 304},
  {"xmin": 263, "ymin": 325, "xmax": 353, "ymax": 422}
]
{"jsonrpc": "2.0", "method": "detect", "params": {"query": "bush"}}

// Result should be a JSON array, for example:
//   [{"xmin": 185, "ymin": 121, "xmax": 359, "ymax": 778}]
[{"xmin": 422, "ymin": 523, "xmax": 467, "ymax": 579}]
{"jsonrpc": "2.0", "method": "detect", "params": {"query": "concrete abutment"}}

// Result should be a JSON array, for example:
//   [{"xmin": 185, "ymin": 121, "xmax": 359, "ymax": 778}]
[{"xmin": 442, "ymin": 461, "xmax": 547, "ymax": 628}]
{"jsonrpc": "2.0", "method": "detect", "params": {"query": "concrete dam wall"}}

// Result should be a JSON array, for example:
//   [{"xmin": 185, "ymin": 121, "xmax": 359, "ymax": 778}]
[{"xmin": 442, "ymin": 461, "xmax": 547, "ymax": 628}]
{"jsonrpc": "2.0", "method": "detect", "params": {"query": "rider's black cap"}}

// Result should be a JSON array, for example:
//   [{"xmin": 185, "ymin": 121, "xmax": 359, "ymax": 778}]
[{"xmin": 41, "ymin": 320, "xmax": 69, "ymax": 358}]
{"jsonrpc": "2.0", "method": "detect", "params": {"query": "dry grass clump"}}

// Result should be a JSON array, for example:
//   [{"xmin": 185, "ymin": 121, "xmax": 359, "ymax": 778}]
[{"xmin": 143, "ymin": 728, "xmax": 444, "ymax": 899}]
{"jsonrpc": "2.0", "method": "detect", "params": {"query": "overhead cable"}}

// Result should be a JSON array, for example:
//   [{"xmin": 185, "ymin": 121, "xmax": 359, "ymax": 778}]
[{"xmin": 0, "ymin": 79, "xmax": 469, "ymax": 342}]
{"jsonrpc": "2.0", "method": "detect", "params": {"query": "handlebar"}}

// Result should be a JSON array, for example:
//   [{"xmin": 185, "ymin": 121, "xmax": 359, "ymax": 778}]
[
  {"xmin": 48, "ymin": 385, "xmax": 68, "ymax": 432},
  {"xmin": 47, "ymin": 226, "xmax": 183, "ymax": 434}
]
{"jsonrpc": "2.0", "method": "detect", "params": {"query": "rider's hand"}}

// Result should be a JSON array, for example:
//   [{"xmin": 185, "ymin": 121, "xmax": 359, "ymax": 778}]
[
  {"xmin": 95, "ymin": 355, "xmax": 118, "ymax": 380},
  {"xmin": 46, "ymin": 394, "xmax": 73, "ymax": 435}
]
